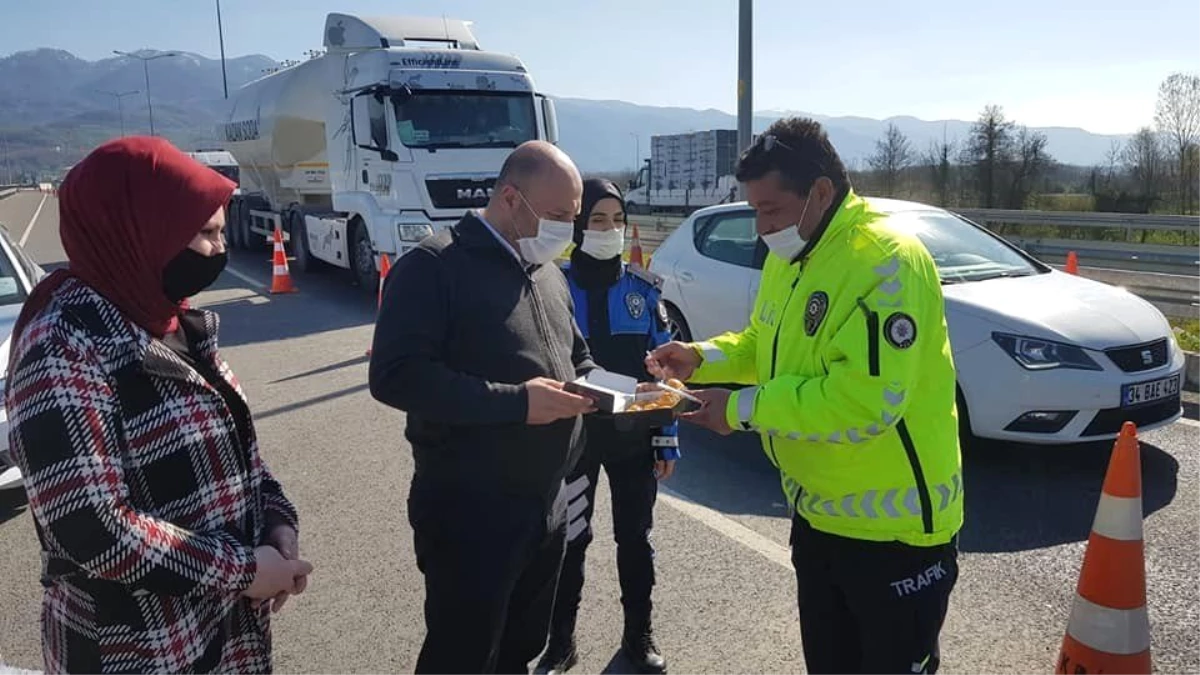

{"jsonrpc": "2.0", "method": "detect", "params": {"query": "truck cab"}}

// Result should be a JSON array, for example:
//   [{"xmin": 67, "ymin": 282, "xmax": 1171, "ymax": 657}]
[{"xmin": 220, "ymin": 13, "xmax": 559, "ymax": 292}]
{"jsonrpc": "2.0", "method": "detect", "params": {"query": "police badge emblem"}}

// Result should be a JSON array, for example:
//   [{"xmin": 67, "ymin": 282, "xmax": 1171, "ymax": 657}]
[
  {"xmin": 625, "ymin": 292, "xmax": 646, "ymax": 319},
  {"xmin": 804, "ymin": 291, "xmax": 829, "ymax": 336},
  {"xmin": 884, "ymin": 312, "xmax": 917, "ymax": 349}
]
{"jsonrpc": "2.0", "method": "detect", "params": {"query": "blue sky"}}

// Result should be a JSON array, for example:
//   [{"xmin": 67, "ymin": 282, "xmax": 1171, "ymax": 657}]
[{"xmin": 2, "ymin": 0, "xmax": 1197, "ymax": 134}]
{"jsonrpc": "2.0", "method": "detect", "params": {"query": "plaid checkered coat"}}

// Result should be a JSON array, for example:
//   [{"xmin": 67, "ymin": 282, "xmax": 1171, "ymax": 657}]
[{"xmin": 5, "ymin": 277, "xmax": 298, "ymax": 674}]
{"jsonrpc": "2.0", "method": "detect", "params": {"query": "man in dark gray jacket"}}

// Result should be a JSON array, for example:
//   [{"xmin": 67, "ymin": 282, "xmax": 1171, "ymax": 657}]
[{"xmin": 369, "ymin": 141, "xmax": 599, "ymax": 674}]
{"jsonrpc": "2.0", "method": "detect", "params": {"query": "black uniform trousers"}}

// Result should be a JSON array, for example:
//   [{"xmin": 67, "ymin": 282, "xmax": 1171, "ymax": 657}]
[
  {"xmin": 790, "ymin": 514, "xmax": 958, "ymax": 674},
  {"xmin": 409, "ymin": 481, "xmax": 568, "ymax": 674},
  {"xmin": 551, "ymin": 438, "xmax": 659, "ymax": 637}
]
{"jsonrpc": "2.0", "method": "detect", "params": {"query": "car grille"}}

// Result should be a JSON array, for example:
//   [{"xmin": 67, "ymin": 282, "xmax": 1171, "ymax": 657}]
[
  {"xmin": 425, "ymin": 178, "xmax": 496, "ymax": 210},
  {"xmin": 1105, "ymin": 339, "xmax": 1169, "ymax": 373},
  {"xmin": 1081, "ymin": 395, "xmax": 1181, "ymax": 436}
]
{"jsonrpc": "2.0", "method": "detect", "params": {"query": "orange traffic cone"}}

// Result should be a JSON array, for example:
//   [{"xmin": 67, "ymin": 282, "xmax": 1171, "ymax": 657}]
[
  {"xmin": 1055, "ymin": 421, "xmax": 1151, "ymax": 675},
  {"xmin": 1065, "ymin": 251, "xmax": 1079, "ymax": 275},
  {"xmin": 269, "ymin": 225, "xmax": 297, "ymax": 294},
  {"xmin": 366, "ymin": 254, "xmax": 392, "ymax": 357},
  {"xmin": 629, "ymin": 223, "xmax": 645, "ymax": 269}
]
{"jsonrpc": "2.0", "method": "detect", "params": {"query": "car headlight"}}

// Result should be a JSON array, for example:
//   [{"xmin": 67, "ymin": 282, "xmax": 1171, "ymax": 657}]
[
  {"xmin": 992, "ymin": 332, "xmax": 1103, "ymax": 371},
  {"xmin": 397, "ymin": 223, "xmax": 433, "ymax": 243}
]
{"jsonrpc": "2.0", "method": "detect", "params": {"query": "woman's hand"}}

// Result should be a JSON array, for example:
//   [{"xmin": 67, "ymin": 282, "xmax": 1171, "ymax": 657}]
[{"xmin": 263, "ymin": 525, "xmax": 309, "ymax": 612}]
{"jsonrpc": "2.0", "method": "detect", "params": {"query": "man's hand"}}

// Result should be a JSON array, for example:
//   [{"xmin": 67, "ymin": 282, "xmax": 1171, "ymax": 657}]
[
  {"xmin": 654, "ymin": 459, "xmax": 676, "ymax": 481},
  {"xmin": 266, "ymin": 525, "xmax": 307, "ymax": 613},
  {"xmin": 646, "ymin": 342, "xmax": 702, "ymax": 382},
  {"xmin": 681, "ymin": 388, "xmax": 734, "ymax": 436},
  {"xmin": 244, "ymin": 545, "xmax": 313, "ymax": 603},
  {"xmin": 525, "ymin": 377, "xmax": 596, "ymax": 425}
]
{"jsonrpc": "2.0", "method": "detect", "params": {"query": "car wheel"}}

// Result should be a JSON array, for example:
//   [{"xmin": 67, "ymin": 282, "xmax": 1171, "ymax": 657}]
[
  {"xmin": 955, "ymin": 385, "xmax": 981, "ymax": 450},
  {"xmin": 665, "ymin": 303, "xmax": 692, "ymax": 342}
]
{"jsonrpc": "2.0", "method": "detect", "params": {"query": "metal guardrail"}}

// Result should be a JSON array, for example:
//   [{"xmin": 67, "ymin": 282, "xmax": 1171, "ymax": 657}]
[
  {"xmin": 952, "ymin": 208, "xmax": 1198, "ymax": 233},
  {"xmin": 950, "ymin": 208, "xmax": 1198, "ymax": 275}
]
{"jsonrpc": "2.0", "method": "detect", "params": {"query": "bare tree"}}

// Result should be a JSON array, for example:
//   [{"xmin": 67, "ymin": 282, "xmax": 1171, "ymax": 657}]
[
  {"xmin": 923, "ymin": 136, "xmax": 955, "ymax": 207},
  {"xmin": 867, "ymin": 123, "xmax": 915, "ymax": 196},
  {"xmin": 967, "ymin": 105, "xmax": 1016, "ymax": 208},
  {"xmin": 1102, "ymin": 139, "xmax": 1123, "ymax": 191},
  {"xmin": 1154, "ymin": 72, "xmax": 1200, "ymax": 213},
  {"xmin": 1004, "ymin": 127, "xmax": 1051, "ymax": 208},
  {"xmin": 1121, "ymin": 127, "xmax": 1166, "ymax": 205}
]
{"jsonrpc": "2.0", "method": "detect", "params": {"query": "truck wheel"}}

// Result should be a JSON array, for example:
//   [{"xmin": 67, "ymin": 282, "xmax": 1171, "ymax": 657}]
[
  {"xmin": 229, "ymin": 200, "xmax": 246, "ymax": 250},
  {"xmin": 287, "ymin": 209, "xmax": 317, "ymax": 274},
  {"xmin": 350, "ymin": 220, "xmax": 379, "ymax": 292}
]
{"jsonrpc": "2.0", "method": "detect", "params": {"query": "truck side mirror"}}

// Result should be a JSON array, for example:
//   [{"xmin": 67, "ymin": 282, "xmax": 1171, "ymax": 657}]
[
  {"xmin": 379, "ymin": 148, "xmax": 399, "ymax": 162},
  {"xmin": 540, "ymin": 96, "xmax": 559, "ymax": 145}
]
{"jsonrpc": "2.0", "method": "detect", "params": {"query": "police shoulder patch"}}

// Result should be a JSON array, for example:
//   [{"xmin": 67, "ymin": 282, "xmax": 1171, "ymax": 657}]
[
  {"xmin": 625, "ymin": 291, "xmax": 647, "ymax": 320},
  {"xmin": 804, "ymin": 291, "xmax": 829, "ymax": 336},
  {"xmin": 884, "ymin": 312, "xmax": 917, "ymax": 349}
]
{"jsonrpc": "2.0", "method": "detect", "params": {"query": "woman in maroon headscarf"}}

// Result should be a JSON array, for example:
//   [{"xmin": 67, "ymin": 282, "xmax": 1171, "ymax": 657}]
[{"xmin": 4, "ymin": 136, "xmax": 312, "ymax": 674}]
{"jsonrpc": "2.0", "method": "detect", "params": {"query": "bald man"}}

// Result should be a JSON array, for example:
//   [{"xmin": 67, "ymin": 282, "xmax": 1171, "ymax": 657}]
[{"xmin": 370, "ymin": 141, "xmax": 600, "ymax": 674}]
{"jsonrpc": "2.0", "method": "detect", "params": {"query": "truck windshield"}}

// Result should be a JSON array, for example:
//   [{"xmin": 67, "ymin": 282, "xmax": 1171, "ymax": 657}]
[{"xmin": 393, "ymin": 91, "xmax": 537, "ymax": 149}]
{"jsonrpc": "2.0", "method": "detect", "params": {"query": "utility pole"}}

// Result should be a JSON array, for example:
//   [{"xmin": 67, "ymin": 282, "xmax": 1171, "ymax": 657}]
[
  {"xmin": 98, "ymin": 89, "xmax": 140, "ymax": 137},
  {"xmin": 216, "ymin": 0, "xmax": 229, "ymax": 99},
  {"xmin": 737, "ymin": 0, "xmax": 753, "ymax": 199},
  {"xmin": 113, "ymin": 50, "xmax": 179, "ymax": 136}
]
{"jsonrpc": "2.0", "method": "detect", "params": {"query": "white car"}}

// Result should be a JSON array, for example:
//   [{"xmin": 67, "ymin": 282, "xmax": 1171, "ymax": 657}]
[
  {"xmin": 648, "ymin": 197, "xmax": 1186, "ymax": 445},
  {"xmin": 0, "ymin": 225, "xmax": 46, "ymax": 489}
]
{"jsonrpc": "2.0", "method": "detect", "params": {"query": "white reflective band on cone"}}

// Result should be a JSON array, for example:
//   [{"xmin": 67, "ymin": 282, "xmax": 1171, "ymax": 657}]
[
  {"xmin": 1066, "ymin": 595, "xmax": 1151, "ymax": 655},
  {"xmin": 1091, "ymin": 494, "xmax": 1144, "ymax": 541}
]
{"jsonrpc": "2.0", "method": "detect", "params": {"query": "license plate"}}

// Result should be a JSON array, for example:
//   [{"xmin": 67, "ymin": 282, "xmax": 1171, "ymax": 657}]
[{"xmin": 1121, "ymin": 374, "xmax": 1181, "ymax": 407}]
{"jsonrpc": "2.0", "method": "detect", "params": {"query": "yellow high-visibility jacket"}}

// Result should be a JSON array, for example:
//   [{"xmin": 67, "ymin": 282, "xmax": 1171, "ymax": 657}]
[{"xmin": 690, "ymin": 191, "xmax": 964, "ymax": 547}]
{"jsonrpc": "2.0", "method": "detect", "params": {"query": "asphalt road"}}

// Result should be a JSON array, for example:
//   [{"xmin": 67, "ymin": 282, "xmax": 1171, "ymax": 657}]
[{"xmin": 0, "ymin": 190, "xmax": 1197, "ymax": 674}]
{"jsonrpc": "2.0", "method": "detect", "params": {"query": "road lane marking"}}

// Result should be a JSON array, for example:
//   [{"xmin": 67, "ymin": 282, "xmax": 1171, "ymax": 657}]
[
  {"xmin": 658, "ymin": 485, "xmax": 793, "ymax": 571},
  {"xmin": 18, "ymin": 194, "xmax": 48, "ymax": 247},
  {"xmin": 224, "ymin": 265, "xmax": 267, "ymax": 291}
]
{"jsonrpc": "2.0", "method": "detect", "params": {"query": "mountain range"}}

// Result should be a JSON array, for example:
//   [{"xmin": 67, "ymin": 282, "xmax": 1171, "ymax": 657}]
[{"xmin": 0, "ymin": 48, "xmax": 1132, "ymax": 178}]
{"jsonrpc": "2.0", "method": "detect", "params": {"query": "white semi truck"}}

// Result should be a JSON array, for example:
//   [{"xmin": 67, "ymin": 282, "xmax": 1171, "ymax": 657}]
[{"xmin": 218, "ymin": 13, "xmax": 559, "ymax": 291}]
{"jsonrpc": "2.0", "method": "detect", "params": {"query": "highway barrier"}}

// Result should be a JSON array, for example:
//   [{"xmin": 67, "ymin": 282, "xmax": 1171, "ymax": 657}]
[{"xmin": 627, "ymin": 208, "xmax": 1199, "ymax": 277}]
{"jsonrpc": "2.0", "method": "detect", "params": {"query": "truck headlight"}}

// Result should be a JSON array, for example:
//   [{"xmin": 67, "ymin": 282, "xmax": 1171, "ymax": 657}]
[
  {"xmin": 397, "ymin": 223, "xmax": 433, "ymax": 243},
  {"xmin": 991, "ymin": 333, "xmax": 1103, "ymax": 371}
]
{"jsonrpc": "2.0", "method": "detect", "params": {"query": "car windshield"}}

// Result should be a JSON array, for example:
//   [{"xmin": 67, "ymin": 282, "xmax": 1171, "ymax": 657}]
[
  {"xmin": 393, "ymin": 91, "xmax": 537, "ymax": 150},
  {"xmin": 0, "ymin": 241, "xmax": 28, "ymax": 306},
  {"xmin": 883, "ymin": 209, "xmax": 1043, "ymax": 284}
]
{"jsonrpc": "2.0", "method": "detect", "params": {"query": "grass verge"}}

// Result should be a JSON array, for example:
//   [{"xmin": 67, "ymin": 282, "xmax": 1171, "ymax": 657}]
[{"xmin": 1170, "ymin": 317, "xmax": 1199, "ymax": 353}]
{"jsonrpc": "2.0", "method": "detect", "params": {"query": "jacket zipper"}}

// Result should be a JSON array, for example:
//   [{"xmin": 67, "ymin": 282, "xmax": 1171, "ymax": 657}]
[
  {"xmin": 896, "ymin": 419, "xmax": 935, "ymax": 534},
  {"xmin": 765, "ymin": 276, "xmax": 801, "ymax": 469},
  {"xmin": 528, "ymin": 276, "xmax": 568, "ymax": 381}
]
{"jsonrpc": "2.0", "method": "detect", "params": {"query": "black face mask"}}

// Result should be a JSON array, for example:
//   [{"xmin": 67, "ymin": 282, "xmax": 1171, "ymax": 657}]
[{"xmin": 162, "ymin": 248, "xmax": 228, "ymax": 302}]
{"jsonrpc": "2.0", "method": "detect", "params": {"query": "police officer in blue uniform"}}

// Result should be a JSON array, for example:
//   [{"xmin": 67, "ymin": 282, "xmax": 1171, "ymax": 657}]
[{"xmin": 536, "ymin": 179, "xmax": 680, "ymax": 674}]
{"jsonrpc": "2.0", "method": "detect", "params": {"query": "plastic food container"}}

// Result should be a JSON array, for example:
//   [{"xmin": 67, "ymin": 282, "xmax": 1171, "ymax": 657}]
[{"xmin": 563, "ymin": 371, "xmax": 700, "ymax": 430}]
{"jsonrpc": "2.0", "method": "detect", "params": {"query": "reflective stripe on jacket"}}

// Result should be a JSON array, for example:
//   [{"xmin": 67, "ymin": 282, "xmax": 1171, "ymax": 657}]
[{"xmin": 691, "ymin": 191, "xmax": 964, "ymax": 547}]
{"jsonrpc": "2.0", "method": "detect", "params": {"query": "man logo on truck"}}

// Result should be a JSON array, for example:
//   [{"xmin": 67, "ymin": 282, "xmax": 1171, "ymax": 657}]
[{"xmin": 457, "ymin": 187, "xmax": 494, "ymax": 200}]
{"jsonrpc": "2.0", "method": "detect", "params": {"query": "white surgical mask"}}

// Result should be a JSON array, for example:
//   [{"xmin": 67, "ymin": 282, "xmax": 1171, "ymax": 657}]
[
  {"xmin": 762, "ymin": 197, "xmax": 812, "ymax": 263},
  {"xmin": 580, "ymin": 229, "xmax": 625, "ymax": 260},
  {"xmin": 516, "ymin": 192, "xmax": 575, "ymax": 265}
]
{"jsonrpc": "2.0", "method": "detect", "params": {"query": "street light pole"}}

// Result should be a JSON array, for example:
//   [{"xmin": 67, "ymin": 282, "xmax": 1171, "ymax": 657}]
[
  {"xmin": 216, "ymin": 0, "xmax": 229, "ymax": 99},
  {"xmin": 737, "ymin": 0, "xmax": 752, "ymax": 199},
  {"xmin": 98, "ymin": 90, "xmax": 140, "ymax": 137},
  {"xmin": 113, "ymin": 50, "xmax": 179, "ymax": 136}
]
